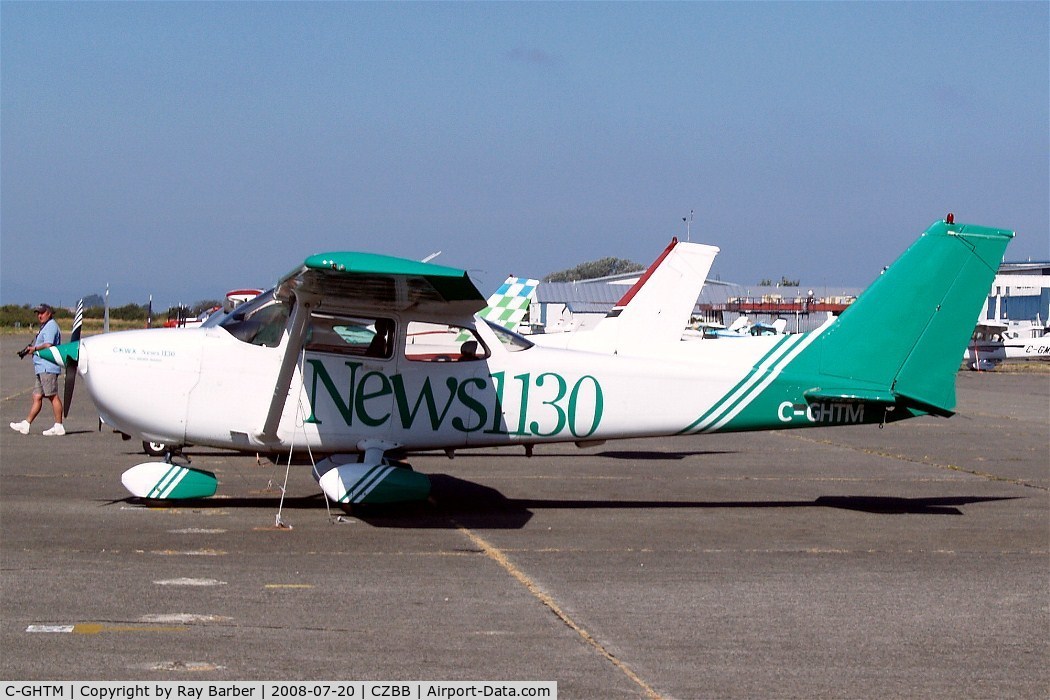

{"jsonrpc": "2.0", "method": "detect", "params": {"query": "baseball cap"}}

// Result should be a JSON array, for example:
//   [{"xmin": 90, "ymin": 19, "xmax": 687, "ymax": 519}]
[{"xmin": 33, "ymin": 303, "xmax": 53, "ymax": 314}]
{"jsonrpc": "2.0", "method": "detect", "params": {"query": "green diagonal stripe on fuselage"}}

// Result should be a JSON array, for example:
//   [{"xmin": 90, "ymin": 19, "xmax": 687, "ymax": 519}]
[{"xmin": 678, "ymin": 335, "xmax": 798, "ymax": 435}]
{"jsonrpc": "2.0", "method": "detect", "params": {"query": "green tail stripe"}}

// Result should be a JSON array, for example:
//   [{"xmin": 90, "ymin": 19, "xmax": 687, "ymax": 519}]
[
  {"xmin": 679, "ymin": 335, "xmax": 797, "ymax": 434},
  {"xmin": 702, "ymin": 320, "xmax": 832, "ymax": 433},
  {"xmin": 700, "ymin": 335, "xmax": 805, "ymax": 432}
]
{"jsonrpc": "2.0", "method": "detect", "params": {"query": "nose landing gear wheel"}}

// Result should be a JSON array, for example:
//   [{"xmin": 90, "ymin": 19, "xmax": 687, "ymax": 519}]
[{"xmin": 142, "ymin": 440, "xmax": 171, "ymax": 457}]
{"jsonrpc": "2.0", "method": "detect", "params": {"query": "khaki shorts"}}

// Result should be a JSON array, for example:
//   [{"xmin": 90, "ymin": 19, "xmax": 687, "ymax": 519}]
[{"xmin": 35, "ymin": 373, "xmax": 59, "ymax": 397}]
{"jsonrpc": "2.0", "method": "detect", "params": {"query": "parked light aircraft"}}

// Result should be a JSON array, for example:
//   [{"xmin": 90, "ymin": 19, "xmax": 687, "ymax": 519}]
[
  {"xmin": 708, "ymin": 317, "xmax": 789, "ymax": 338},
  {"xmin": 40, "ymin": 218, "xmax": 1013, "ymax": 505},
  {"xmin": 712, "ymin": 316, "xmax": 754, "ymax": 338},
  {"xmin": 964, "ymin": 319, "xmax": 1050, "ymax": 370}
]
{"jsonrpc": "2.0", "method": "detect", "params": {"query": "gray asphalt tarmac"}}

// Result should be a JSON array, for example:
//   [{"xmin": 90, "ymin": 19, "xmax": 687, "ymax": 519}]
[{"xmin": 1, "ymin": 337, "xmax": 1047, "ymax": 698}]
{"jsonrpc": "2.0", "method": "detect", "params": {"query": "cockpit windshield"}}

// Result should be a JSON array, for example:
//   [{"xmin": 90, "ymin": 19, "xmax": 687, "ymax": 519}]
[
  {"xmin": 483, "ymin": 320, "xmax": 533, "ymax": 352},
  {"xmin": 215, "ymin": 289, "xmax": 290, "ymax": 347}
]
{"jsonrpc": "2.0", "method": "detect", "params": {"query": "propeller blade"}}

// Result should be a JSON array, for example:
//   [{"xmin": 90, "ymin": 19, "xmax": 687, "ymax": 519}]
[
  {"xmin": 63, "ymin": 359, "xmax": 77, "ymax": 418},
  {"xmin": 63, "ymin": 299, "xmax": 83, "ymax": 418},
  {"xmin": 70, "ymin": 298, "xmax": 83, "ymax": 344}
]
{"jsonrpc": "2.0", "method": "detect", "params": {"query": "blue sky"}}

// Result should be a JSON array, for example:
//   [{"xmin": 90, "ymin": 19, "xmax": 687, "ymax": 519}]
[{"xmin": 3, "ymin": 2, "xmax": 1047, "ymax": 309}]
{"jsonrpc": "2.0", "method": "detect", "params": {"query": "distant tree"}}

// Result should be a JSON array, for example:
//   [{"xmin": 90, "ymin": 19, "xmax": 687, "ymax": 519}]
[
  {"xmin": 165, "ymin": 304, "xmax": 191, "ymax": 321},
  {"xmin": 0, "ymin": 304, "xmax": 73, "ymax": 327},
  {"xmin": 545, "ymin": 257, "xmax": 643, "ymax": 282},
  {"xmin": 111, "ymin": 303, "xmax": 148, "ymax": 321},
  {"xmin": 81, "ymin": 294, "xmax": 105, "ymax": 308},
  {"xmin": 191, "ymin": 299, "xmax": 222, "ymax": 317},
  {"xmin": 758, "ymin": 278, "xmax": 773, "ymax": 287},
  {"xmin": 0, "ymin": 304, "xmax": 36, "ymax": 328}
]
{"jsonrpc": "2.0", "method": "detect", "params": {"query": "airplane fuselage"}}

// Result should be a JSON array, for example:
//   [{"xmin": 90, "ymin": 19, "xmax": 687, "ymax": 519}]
[{"xmin": 78, "ymin": 314, "xmax": 893, "ymax": 457}]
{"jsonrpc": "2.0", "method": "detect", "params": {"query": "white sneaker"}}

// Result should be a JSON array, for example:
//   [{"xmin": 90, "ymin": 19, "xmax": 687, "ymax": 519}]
[
  {"xmin": 42, "ymin": 423, "xmax": 65, "ymax": 436},
  {"xmin": 9, "ymin": 420, "xmax": 30, "ymax": 435}
]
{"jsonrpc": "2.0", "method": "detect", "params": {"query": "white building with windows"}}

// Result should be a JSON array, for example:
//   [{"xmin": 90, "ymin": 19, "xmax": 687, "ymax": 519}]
[{"xmin": 981, "ymin": 262, "xmax": 1050, "ymax": 324}]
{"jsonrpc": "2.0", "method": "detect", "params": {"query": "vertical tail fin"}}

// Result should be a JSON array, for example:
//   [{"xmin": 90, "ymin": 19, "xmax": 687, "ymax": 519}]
[
  {"xmin": 591, "ymin": 238, "xmax": 719, "ymax": 351},
  {"xmin": 476, "ymin": 276, "xmax": 539, "ymax": 333},
  {"xmin": 811, "ymin": 219, "xmax": 1013, "ymax": 415}
]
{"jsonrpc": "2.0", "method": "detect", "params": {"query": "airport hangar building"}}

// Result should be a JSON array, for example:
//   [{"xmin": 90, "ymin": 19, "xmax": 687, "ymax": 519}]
[{"xmin": 525, "ymin": 261, "xmax": 1050, "ymax": 336}]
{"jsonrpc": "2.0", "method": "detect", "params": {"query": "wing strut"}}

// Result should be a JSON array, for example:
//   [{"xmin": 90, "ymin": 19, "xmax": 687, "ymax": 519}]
[{"xmin": 256, "ymin": 291, "xmax": 318, "ymax": 443}]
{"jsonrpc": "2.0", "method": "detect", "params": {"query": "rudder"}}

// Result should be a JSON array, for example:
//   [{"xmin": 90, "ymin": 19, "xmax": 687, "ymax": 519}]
[{"xmin": 814, "ymin": 219, "xmax": 1013, "ymax": 415}]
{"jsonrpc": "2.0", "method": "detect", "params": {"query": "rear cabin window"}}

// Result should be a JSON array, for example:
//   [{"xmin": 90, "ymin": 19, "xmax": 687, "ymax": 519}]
[
  {"xmin": 404, "ymin": 321, "xmax": 489, "ymax": 362},
  {"xmin": 306, "ymin": 314, "xmax": 396, "ymax": 359}
]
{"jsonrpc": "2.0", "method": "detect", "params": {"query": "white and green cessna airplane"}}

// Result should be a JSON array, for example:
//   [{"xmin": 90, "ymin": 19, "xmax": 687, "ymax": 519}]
[{"xmin": 41, "ymin": 218, "xmax": 1013, "ymax": 505}]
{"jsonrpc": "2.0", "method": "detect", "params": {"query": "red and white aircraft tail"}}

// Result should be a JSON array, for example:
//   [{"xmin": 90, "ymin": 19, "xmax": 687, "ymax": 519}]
[{"xmin": 535, "ymin": 237, "xmax": 719, "ymax": 355}]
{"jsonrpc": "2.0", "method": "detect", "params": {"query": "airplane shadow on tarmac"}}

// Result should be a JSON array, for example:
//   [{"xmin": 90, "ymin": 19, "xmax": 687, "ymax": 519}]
[{"xmin": 110, "ymin": 473, "xmax": 1022, "ymax": 529}]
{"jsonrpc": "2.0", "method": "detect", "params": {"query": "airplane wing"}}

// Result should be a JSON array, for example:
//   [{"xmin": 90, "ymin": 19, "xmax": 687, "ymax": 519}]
[{"xmin": 275, "ymin": 252, "xmax": 486, "ymax": 316}]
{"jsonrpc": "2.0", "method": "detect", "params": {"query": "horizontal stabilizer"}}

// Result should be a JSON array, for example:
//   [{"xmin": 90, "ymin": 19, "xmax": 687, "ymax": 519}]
[
  {"xmin": 890, "ymin": 389, "xmax": 957, "ymax": 418},
  {"xmin": 803, "ymin": 387, "xmax": 897, "ymax": 404}
]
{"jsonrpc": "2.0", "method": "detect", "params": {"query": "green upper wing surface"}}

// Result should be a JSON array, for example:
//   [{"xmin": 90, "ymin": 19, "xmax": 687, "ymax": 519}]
[{"xmin": 278, "ymin": 251, "xmax": 485, "ymax": 316}]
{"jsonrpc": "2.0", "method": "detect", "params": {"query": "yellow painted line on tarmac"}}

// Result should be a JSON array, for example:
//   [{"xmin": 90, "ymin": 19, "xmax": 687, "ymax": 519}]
[
  {"xmin": 455, "ymin": 524, "xmax": 664, "ymax": 700},
  {"xmin": 145, "ymin": 661, "xmax": 224, "ymax": 672},
  {"xmin": 73, "ymin": 623, "xmax": 188, "ymax": 635},
  {"xmin": 2, "ymin": 388, "xmax": 32, "ymax": 402}
]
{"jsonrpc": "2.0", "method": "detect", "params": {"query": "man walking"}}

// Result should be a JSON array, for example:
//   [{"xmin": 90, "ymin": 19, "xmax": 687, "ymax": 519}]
[{"xmin": 10, "ymin": 303, "xmax": 65, "ymax": 436}]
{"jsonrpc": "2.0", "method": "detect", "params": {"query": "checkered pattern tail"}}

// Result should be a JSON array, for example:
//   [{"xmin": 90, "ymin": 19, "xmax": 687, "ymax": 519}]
[{"xmin": 476, "ymin": 276, "xmax": 539, "ymax": 333}]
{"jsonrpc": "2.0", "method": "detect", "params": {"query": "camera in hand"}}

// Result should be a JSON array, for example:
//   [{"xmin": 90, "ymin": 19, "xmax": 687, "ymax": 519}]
[{"xmin": 17, "ymin": 344, "xmax": 31, "ymax": 359}]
